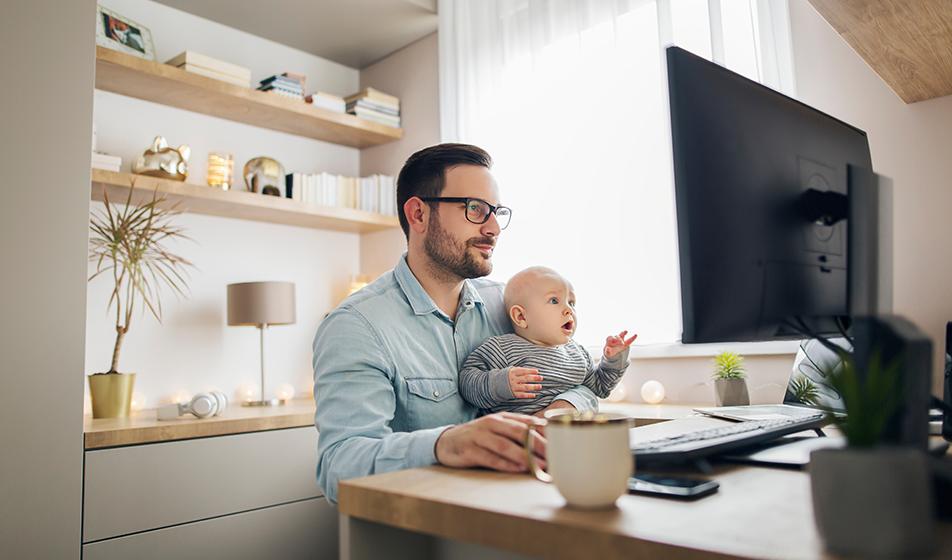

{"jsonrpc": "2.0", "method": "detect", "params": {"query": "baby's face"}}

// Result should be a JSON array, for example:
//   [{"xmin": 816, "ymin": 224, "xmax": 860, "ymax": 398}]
[{"xmin": 515, "ymin": 275, "xmax": 577, "ymax": 346}]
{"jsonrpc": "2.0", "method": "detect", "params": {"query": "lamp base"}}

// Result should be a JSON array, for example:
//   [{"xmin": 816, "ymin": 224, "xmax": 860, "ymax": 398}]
[{"xmin": 241, "ymin": 398, "xmax": 286, "ymax": 407}]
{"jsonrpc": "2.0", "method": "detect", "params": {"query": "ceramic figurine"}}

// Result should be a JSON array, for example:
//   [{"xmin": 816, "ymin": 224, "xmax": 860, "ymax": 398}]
[
  {"xmin": 132, "ymin": 136, "xmax": 190, "ymax": 181},
  {"xmin": 243, "ymin": 156, "xmax": 285, "ymax": 196}
]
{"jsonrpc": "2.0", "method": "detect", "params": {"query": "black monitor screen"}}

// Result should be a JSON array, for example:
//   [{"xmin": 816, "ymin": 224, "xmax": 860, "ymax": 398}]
[{"xmin": 667, "ymin": 46, "xmax": 873, "ymax": 343}]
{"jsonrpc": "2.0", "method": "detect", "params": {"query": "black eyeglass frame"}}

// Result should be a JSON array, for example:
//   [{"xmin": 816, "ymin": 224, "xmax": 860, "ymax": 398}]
[{"xmin": 419, "ymin": 197, "xmax": 512, "ymax": 229}]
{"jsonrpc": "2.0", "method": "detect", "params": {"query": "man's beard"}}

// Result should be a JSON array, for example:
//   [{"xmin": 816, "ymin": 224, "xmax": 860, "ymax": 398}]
[{"xmin": 424, "ymin": 213, "xmax": 493, "ymax": 280}]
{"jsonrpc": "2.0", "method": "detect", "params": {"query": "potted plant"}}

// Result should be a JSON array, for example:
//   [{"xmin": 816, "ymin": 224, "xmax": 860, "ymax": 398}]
[
  {"xmin": 87, "ymin": 183, "xmax": 193, "ymax": 418},
  {"xmin": 810, "ymin": 352, "xmax": 935, "ymax": 557},
  {"xmin": 789, "ymin": 374, "xmax": 820, "ymax": 406},
  {"xmin": 712, "ymin": 351, "xmax": 749, "ymax": 406}
]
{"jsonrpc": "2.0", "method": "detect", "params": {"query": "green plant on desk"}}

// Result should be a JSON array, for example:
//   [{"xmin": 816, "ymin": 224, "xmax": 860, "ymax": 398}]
[
  {"xmin": 87, "ymin": 181, "xmax": 194, "ymax": 417},
  {"xmin": 810, "ymin": 351, "xmax": 935, "ymax": 557},
  {"xmin": 789, "ymin": 374, "xmax": 820, "ymax": 407},
  {"xmin": 712, "ymin": 351, "xmax": 749, "ymax": 406},
  {"xmin": 712, "ymin": 351, "xmax": 746, "ymax": 379}
]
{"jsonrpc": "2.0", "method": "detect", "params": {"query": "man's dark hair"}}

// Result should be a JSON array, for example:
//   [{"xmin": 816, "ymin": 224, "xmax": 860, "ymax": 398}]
[{"xmin": 396, "ymin": 143, "xmax": 492, "ymax": 238}]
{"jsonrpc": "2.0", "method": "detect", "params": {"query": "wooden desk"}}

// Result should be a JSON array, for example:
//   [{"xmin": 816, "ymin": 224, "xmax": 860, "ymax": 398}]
[{"xmin": 338, "ymin": 412, "xmax": 952, "ymax": 560}]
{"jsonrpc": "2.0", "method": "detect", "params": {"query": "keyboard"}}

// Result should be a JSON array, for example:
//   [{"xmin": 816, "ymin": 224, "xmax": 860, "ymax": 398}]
[{"xmin": 632, "ymin": 414, "xmax": 828, "ymax": 467}]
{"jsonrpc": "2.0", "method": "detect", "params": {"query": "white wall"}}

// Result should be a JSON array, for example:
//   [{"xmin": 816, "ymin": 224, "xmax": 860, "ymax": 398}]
[
  {"xmin": 88, "ymin": 0, "xmax": 365, "ymax": 408},
  {"xmin": 358, "ymin": 33, "xmax": 442, "ymax": 279},
  {"xmin": 790, "ymin": 0, "xmax": 952, "ymax": 393},
  {"xmin": 0, "ymin": 0, "xmax": 95, "ymax": 555}
]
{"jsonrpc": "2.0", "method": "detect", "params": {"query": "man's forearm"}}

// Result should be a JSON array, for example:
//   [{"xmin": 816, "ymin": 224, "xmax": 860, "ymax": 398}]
[{"xmin": 317, "ymin": 425, "xmax": 449, "ymax": 504}]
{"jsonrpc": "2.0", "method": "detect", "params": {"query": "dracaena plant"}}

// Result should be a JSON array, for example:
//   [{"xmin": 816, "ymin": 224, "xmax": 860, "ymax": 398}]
[
  {"xmin": 825, "ymin": 352, "xmax": 901, "ymax": 448},
  {"xmin": 713, "ymin": 351, "xmax": 746, "ymax": 380},
  {"xmin": 88, "ymin": 182, "xmax": 194, "ymax": 373}
]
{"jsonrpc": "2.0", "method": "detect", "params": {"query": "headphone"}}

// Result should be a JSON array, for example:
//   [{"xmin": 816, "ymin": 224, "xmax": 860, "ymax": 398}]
[{"xmin": 157, "ymin": 391, "xmax": 228, "ymax": 421}]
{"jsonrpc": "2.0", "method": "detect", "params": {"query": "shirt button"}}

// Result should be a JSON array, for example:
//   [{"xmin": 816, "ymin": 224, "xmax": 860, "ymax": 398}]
[{"xmin": 433, "ymin": 390, "xmax": 441, "ymax": 397}]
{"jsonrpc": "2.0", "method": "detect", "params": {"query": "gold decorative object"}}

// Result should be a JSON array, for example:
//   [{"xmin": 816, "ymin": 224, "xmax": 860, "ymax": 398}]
[
  {"xmin": 243, "ymin": 156, "xmax": 285, "ymax": 196},
  {"xmin": 132, "ymin": 136, "xmax": 191, "ymax": 181},
  {"xmin": 87, "ymin": 181, "xmax": 194, "ymax": 418},
  {"xmin": 88, "ymin": 372, "xmax": 136, "ymax": 418},
  {"xmin": 207, "ymin": 152, "xmax": 234, "ymax": 190}
]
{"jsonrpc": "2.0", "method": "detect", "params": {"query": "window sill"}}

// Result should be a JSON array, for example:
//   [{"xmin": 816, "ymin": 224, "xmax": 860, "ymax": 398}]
[{"xmin": 586, "ymin": 340, "xmax": 801, "ymax": 360}]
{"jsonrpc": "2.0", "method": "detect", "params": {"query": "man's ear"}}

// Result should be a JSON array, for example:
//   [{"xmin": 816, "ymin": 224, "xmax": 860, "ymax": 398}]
[
  {"xmin": 509, "ymin": 305, "xmax": 528, "ymax": 329},
  {"xmin": 404, "ymin": 197, "xmax": 428, "ymax": 234}
]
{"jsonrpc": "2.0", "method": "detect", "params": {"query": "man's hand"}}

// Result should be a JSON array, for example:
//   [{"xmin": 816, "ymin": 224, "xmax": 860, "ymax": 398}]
[
  {"xmin": 604, "ymin": 330, "xmax": 637, "ymax": 358},
  {"xmin": 533, "ymin": 398, "xmax": 577, "ymax": 418},
  {"xmin": 508, "ymin": 367, "xmax": 543, "ymax": 399},
  {"xmin": 435, "ymin": 412, "xmax": 546, "ymax": 472}
]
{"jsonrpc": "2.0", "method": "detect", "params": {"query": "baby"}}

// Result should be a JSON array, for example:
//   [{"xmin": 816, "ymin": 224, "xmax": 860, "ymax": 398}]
[{"xmin": 459, "ymin": 266, "xmax": 636, "ymax": 415}]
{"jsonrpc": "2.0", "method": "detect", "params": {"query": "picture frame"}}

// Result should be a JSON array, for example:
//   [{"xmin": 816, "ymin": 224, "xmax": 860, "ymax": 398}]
[{"xmin": 95, "ymin": 5, "xmax": 155, "ymax": 61}]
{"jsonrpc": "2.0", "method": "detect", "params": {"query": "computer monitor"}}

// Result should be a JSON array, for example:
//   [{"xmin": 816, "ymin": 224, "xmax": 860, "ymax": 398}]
[
  {"xmin": 667, "ymin": 46, "xmax": 931, "ymax": 449},
  {"xmin": 666, "ymin": 46, "xmax": 874, "ymax": 344}
]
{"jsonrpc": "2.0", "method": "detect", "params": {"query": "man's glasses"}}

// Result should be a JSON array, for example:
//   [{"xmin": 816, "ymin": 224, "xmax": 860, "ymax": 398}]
[{"xmin": 420, "ymin": 197, "xmax": 512, "ymax": 230}]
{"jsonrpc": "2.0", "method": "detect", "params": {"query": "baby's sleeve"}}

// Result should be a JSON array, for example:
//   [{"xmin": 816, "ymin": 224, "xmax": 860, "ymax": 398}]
[
  {"xmin": 580, "ymin": 344, "xmax": 630, "ymax": 398},
  {"xmin": 459, "ymin": 337, "xmax": 515, "ymax": 409}
]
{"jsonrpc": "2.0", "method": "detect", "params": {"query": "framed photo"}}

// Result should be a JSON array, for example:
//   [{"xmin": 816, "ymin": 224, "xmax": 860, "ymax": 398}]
[{"xmin": 96, "ymin": 5, "xmax": 155, "ymax": 61}]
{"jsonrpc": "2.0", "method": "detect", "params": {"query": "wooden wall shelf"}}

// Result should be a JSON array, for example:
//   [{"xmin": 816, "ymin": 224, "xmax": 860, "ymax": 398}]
[
  {"xmin": 91, "ymin": 169, "xmax": 400, "ymax": 234},
  {"xmin": 94, "ymin": 46, "xmax": 403, "ymax": 148}
]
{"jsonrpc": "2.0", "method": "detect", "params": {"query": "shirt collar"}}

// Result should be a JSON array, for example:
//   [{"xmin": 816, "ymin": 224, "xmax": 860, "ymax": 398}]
[{"xmin": 394, "ymin": 253, "xmax": 485, "ymax": 316}]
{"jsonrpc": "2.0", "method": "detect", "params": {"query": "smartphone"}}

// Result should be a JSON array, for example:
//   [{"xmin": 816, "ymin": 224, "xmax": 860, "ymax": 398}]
[{"xmin": 627, "ymin": 474, "xmax": 719, "ymax": 500}]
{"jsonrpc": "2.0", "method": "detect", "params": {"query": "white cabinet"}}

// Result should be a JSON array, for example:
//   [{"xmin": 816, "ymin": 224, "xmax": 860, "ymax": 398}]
[{"xmin": 82, "ymin": 426, "xmax": 335, "ymax": 558}]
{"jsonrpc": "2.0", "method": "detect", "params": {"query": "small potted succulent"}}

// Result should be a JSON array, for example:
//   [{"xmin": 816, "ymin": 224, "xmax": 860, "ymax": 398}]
[
  {"xmin": 712, "ymin": 351, "xmax": 749, "ymax": 406},
  {"xmin": 810, "ymin": 353, "xmax": 935, "ymax": 557},
  {"xmin": 87, "ymin": 183, "xmax": 193, "ymax": 418}
]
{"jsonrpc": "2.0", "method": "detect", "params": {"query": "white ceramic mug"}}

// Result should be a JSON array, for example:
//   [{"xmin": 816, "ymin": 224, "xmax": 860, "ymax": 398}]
[{"xmin": 525, "ymin": 411, "xmax": 634, "ymax": 508}]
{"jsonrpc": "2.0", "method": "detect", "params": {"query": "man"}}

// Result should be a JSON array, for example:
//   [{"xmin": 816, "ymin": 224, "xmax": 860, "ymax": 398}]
[{"xmin": 312, "ymin": 144, "xmax": 597, "ymax": 503}]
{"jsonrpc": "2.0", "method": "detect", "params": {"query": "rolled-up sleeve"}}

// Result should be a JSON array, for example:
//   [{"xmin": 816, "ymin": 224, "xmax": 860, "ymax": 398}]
[{"xmin": 312, "ymin": 310, "xmax": 447, "ymax": 504}]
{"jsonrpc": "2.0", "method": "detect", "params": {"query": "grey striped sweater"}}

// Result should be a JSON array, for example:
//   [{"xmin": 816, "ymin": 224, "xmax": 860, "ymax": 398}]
[{"xmin": 459, "ymin": 333, "xmax": 630, "ymax": 414}]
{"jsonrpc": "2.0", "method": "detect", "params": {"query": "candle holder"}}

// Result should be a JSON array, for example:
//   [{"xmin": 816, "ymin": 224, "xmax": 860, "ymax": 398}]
[{"xmin": 207, "ymin": 152, "xmax": 234, "ymax": 190}]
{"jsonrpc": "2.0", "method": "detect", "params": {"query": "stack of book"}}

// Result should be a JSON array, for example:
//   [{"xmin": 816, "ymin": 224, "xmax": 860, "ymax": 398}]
[
  {"xmin": 258, "ymin": 72, "xmax": 305, "ymax": 99},
  {"xmin": 306, "ymin": 91, "xmax": 346, "ymax": 113},
  {"xmin": 165, "ymin": 51, "xmax": 251, "ymax": 88},
  {"xmin": 285, "ymin": 172, "xmax": 396, "ymax": 215},
  {"xmin": 91, "ymin": 152, "xmax": 121, "ymax": 172},
  {"xmin": 345, "ymin": 88, "xmax": 401, "ymax": 128}
]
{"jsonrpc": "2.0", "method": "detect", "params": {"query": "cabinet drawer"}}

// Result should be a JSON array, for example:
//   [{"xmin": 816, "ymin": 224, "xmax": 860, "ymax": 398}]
[
  {"xmin": 84, "ymin": 426, "xmax": 319, "ymax": 542},
  {"xmin": 83, "ymin": 497, "xmax": 338, "ymax": 560}
]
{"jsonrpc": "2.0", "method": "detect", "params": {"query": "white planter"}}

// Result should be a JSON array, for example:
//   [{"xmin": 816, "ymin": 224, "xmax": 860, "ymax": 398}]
[
  {"xmin": 810, "ymin": 447, "xmax": 935, "ymax": 558},
  {"xmin": 714, "ymin": 378, "xmax": 749, "ymax": 406}
]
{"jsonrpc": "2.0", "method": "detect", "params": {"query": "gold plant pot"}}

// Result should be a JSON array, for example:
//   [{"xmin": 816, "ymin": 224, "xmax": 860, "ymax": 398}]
[{"xmin": 88, "ymin": 372, "xmax": 136, "ymax": 419}]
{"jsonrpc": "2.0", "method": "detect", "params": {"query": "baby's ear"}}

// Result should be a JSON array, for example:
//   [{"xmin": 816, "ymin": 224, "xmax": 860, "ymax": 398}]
[{"xmin": 509, "ymin": 305, "xmax": 528, "ymax": 329}]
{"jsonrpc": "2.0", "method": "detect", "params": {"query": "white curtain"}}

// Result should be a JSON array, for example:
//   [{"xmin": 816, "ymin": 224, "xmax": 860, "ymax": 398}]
[{"xmin": 439, "ymin": 0, "xmax": 796, "ymax": 346}]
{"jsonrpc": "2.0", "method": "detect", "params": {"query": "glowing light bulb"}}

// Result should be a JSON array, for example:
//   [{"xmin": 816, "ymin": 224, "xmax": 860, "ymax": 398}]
[
  {"xmin": 130, "ymin": 392, "xmax": 145, "ymax": 412},
  {"xmin": 239, "ymin": 384, "xmax": 257, "ymax": 402},
  {"xmin": 606, "ymin": 384, "xmax": 628, "ymax": 402},
  {"xmin": 276, "ymin": 383, "xmax": 296, "ymax": 401},
  {"xmin": 640, "ymin": 380, "xmax": 666, "ymax": 404},
  {"xmin": 172, "ymin": 390, "xmax": 191, "ymax": 404}
]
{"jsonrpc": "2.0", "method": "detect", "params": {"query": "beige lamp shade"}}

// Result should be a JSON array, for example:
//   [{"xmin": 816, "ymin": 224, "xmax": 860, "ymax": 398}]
[{"xmin": 227, "ymin": 281, "xmax": 296, "ymax": 326}]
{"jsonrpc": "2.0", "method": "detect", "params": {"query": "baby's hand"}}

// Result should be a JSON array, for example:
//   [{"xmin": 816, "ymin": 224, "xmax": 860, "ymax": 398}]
[
  {"xmin": 508, "ymin": 367, "xmax": 543, "ymax": 399},
  {"xmin": 604, "ymin": 330, "xmax": 638, "ymax": 358}
]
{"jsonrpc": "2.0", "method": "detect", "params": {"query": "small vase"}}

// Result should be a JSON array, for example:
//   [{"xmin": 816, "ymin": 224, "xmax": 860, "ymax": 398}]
[
  {"xmin": 714, "ymin": 378, "xmax": 749, "ymax": 406},
  {"xmin": 810, "ymin": 447, "xmax": 935, "ymax": 558},
  {"xmin": 88, "ymin": 372, "xmax": 136, "ymax": 418}
]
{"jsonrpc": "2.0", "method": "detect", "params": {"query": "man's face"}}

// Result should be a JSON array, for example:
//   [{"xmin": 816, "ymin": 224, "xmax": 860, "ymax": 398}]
[{"xmin": 423, "ymin": 165, "xmax": 502, "ymax": 280}]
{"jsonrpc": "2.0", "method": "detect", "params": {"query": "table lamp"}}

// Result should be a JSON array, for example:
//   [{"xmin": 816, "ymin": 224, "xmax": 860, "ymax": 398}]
[{"xmin": 227, "ymin": 281, "xmax": 296, "ymax": 406}]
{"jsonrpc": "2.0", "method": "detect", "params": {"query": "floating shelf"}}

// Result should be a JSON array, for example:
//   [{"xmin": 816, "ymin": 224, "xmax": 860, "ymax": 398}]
[
  {"xmin": 94, "ymin": 46, "xmax": 403, "ymax": 148},
  {"xmin": 90, "ymin": 169, "xmax": 400, "ymax": 234}
]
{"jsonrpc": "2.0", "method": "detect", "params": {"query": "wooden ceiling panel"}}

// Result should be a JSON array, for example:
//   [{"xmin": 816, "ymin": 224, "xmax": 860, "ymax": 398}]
[{"xmin": 808, "ymin": 0, "xmax": 952, "ymax": 103}]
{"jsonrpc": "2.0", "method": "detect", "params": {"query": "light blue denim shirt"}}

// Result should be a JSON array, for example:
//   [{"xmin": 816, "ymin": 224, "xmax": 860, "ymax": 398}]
[{"xmin": 312, "ymin": 254, "xmax": 597, "ymax": 503}]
